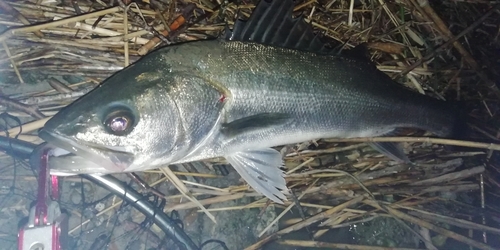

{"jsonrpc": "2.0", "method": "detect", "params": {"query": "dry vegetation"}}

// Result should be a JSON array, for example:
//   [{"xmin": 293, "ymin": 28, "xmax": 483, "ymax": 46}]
[{"xmin": 1, "ymin": 0, "xmax": 500, "ymax": 249}]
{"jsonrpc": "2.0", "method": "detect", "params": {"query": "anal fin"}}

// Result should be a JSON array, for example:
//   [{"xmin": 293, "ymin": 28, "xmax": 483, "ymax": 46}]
[
  {"xmin": 367, "ymin": 142, "xmax": 410, "ymax": 163},
  {"xmin": 365, "ymin": 129, "xmax": 412, "ymax": 163},
  {"xmin": 225, "ymin": 148, "xmax": 289, "ymax": 204}
]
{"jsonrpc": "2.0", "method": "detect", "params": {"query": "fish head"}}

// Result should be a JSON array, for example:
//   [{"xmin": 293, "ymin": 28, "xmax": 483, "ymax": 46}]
[{"xmin": 39, "ymin": 57, "xmax": 188, "ymax": 174}]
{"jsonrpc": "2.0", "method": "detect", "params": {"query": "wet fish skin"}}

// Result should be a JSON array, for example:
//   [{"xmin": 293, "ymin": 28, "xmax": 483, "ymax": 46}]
[
  {"xmin": 157, "ymin": 40, "xmax": 459, "ymax": 162},
  {"xmin": 39, "ymin": 38, "xmax": 459, "ymax": 203}
]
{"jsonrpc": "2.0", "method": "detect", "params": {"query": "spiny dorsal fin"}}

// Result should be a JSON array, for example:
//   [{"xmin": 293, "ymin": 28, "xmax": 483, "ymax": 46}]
[{"xmin": 224, "ymin": 0, "xmax": 332, "ymax": 54}]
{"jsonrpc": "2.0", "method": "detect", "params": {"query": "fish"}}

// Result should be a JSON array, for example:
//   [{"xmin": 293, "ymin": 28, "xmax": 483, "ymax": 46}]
[{"xmin": 38, "ymin": 0, "xmax": 462, "ymax": 203}]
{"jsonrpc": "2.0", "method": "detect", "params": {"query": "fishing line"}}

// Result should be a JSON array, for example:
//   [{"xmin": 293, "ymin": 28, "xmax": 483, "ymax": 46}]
[
  {"xmin": 106, "ymin": 178, "xmax": 138, "ymax": 246},
  {"xmin": 0, "ymin": 112, "xmax": 23, "ymax": 209}
]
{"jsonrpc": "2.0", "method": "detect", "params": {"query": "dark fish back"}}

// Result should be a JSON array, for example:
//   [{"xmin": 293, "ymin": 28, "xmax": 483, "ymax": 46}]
[{"xmin": 218, "ymin": 0, "xmax": 459, "ymax": 138}]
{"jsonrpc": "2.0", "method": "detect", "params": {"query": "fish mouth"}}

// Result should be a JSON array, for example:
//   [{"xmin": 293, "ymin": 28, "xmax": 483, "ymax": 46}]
[{"xmin": 38, "ymin": 130, "xmax": 135, "ymax": 175}]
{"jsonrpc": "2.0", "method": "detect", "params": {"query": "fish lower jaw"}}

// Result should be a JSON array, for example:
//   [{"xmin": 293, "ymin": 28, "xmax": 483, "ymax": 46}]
[{"xmin": 38, "ymin": 130, "xmax": 135, "ymax": 174}]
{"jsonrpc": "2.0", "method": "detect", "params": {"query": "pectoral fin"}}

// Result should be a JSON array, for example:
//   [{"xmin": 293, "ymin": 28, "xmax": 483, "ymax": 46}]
[
  {"xmin": 225, "ymin": 148, "xmax": 289, "ymax": 204},
  {"xmin": 221, "ymin": 113, "xmax": 292, "ymax": 138}
]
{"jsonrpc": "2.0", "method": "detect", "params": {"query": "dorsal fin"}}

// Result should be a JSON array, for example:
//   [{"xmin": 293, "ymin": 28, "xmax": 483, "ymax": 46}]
[{"xmin": 224, "ymin": 0, "xmax": 333, "ymax": 54}]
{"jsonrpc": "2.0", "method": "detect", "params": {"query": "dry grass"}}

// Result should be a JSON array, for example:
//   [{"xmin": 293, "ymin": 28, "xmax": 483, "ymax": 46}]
[{"xmin": 0, "ymin": 0, "xmax": 500, "ymax": 249}]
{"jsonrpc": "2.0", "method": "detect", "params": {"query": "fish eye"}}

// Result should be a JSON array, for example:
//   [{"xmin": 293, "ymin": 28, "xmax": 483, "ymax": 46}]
[{"xmin": 103, "ymin": 110, "xmax": 135, "ymax": 136}]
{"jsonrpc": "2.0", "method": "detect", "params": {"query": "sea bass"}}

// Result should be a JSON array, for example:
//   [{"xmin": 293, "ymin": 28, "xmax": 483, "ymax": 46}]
[{"xmin": 39, "ymin": 0, "xmax": 461, "ymax": 203}]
